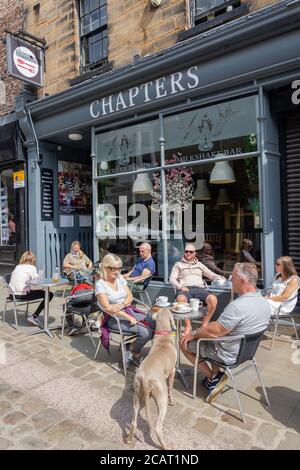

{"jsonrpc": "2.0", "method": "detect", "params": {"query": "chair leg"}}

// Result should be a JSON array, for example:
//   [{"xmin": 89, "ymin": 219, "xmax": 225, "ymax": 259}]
[
  {"xmin": 94, "ymin": 337, "xmax": 102, "ymax": 360},
  {"xmin": 25, "ymin": 302, "xmax": 29, "ymax": 319},
  {"xmin": 291, "ymin": 317, "xmax": 299, "ymax": 341},
  {"xmin": 253, "ymin": 358, "xmax": 270, "ymax": 408},
  {"xmin": 120, "ymin": 335, "xmax": 127, "ymax": 377},
  {"xmin": 270, "ymin": 317, "xmax": 279, "ymax": 350},
  {"xmin": 226, "ymin": 368, "xmax": 246, "ymax": 423},
  {"xmin": 3, "ymin": 299, "xmax": 8, "ymax": 323},
  {"xmin": 83, "ymin": 315, "xmax": 96, "ymax": 349},
  {"xmin": 145, "ymin": 291, "xmax": 151, "ymax": 307},
  {"xmin": 193, "ymin": 344, "xmax": 200, "ymax": 399},
  {"xmin": 61, "ymin": 307, "xmax": 66, "ymax": 340},
  {"xmin": 12, "ymin": 302, "xmax": 18, "ymax": 330}
]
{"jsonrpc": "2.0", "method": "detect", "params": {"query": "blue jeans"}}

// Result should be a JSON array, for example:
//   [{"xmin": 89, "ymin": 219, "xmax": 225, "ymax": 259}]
[{"xmin": 107, "ymin": 310, "xmax": 155, "ymax": 354}]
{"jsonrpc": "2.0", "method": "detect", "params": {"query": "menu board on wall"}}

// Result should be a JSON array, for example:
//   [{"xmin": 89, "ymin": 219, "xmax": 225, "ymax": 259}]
[{"xmin": 41, "ymin": 168, "xmax": 54, "ymax": 221}]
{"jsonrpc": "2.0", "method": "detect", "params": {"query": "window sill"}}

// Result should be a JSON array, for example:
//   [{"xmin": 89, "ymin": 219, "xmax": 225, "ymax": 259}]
[
  {"xmin": 70, "ymin": 61, "xmax": 114, "ymax": 86},
  {"xmin": 178, "ymin": 3, "xmax": 249, "ymax": 42}
]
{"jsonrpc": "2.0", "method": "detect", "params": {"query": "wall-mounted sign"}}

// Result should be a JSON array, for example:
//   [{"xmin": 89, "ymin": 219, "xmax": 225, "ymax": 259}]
[
  {"xmin": 6, "ymin": 34, "xmax": 44, "ymax": 87},
  {"xmin": 13, "ymin": 170, "xmax": 25, "ymax": 189},
  {"xmin": 41, "ymin": 168, "xmax": 54, "ymax": 221}
]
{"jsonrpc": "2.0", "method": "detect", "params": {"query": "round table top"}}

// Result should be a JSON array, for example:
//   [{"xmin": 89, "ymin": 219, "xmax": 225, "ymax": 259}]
[
  {"xmin": 171, "ymin": 306, "xmax": 207, "ymax": 320},
  {"xmin": 30, "ymin": 277, "xmax": 69, "ymax": 288}
]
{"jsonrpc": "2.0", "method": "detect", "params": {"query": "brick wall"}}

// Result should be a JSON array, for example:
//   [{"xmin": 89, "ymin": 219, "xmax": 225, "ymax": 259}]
[
  {"xmin": 24, "ymin": 0, "xmax": 80, "ymax": 97},
  {"xmin": 0, "ymin": 0, "xmax": 24, "ymax": 116}
]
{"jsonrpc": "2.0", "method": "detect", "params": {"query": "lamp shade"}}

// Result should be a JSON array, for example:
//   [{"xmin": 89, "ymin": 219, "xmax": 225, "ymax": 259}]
[
  {"xmin": 193, "ymin": 179, "xmax": 211, "ymax": 200},
  {"xmin": 100, "ymin": 160, "xmax": 109, "ymax": 171},
  {"xmin": 217, "ymin": 188, "xmax": 231, "ymax": 205},
  {"xmin": 209, "ymin": 161, "xmax": 236, "ymax": 184},
  {"xmin": 132, "ymin": 173, "xmax": 152, "ymax": 194}
]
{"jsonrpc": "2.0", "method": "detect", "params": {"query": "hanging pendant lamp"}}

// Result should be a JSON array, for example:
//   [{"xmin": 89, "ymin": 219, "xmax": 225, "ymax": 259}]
[
  {"xmin": 193, "ymin": 179, "xmax": 211, "ymax": 200},
  {"xmin": 132, "ymin": 173, "xmax": 152, "ymax": 194},
  {"xmin": 210, "ymin": 159, "xmax": 236, "ymax": 184},
  {"xmin": 217, "ymin": 188, "xmax": 231, "ymax": 205}
]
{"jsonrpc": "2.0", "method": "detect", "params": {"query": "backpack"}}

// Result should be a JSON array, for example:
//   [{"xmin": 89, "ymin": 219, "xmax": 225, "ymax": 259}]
[{"xmin": 68, "ymin": 283, "xmax": 95, "ymax": 314}]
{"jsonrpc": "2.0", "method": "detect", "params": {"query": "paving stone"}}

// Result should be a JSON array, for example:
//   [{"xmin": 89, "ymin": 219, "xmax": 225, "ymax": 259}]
[
  {"xmin": 5, "ymin": 389, "xmax": 26, "ymax": 402},
  {"xmin": 38, "ymin": 357, "xmax": 59, "ymax": 368},
  {"xmin": 51, "ymin": 435, "xmax": 90, "ymax": 450},
  {"xmin": 6, "ymin": 422, "xmax": 35, "ymax": 439},
  {"xmin": 221, "ymin": 412, "xmax": 257, "ymax": 431},
  {"xmin": 71, "ymin": 426, "xmax": 100, "ymax": 443},
  {"xmin": 276, "ymin": 431, "xmax": 300, "ymax": 450},
  {"xmin": 173, "ymin": 407, "xmax": 199, "ymax": 428},
  {"xmin": 0, "ymin": 383, "xmax": 12, "ymax": 395},
  {"xmin": 0, "ymin": 437, "xmax": 10, "ymax": 449},
  {"xmin": 17, "ymin": 397, "xmax": 46, "ymax": 415},
  {"xmin": 31, "ymin": 408, "xmax": 65, "ymax": 431},
  {"xmin": 70, "ymin": 364, "xmax": 96, "ymax": 378},
  {"xmin": 0, "ymin": 400, "xmax": 12, "ymax": 416},
  {"xmin": 69, "ymin": 356, "xmax": 91, "ymax": 367},
  {"xmin": 42, "ymin": 419, "xmax": 78, "ymax": 443},
  {"xmin": 3, "ymin": 411, "xmax": 27, "ymax": 426},
  {"xmin": 212, "ymin": 425, "xmax": 253, "ymax": 449},
  {"xmin": 82, "ymin": 373, "xmax": 101, "ymax": 382},
  {"xmin": 256, "ymin": 422, "xmax": 283, "ymax": 448},
  {"xmin": 17, "ymin": 436, "xmax": 49, "ymax": 450},
  {"xmin": 192, "ymin": 416, "xmax": 218, "ymax": 435}
]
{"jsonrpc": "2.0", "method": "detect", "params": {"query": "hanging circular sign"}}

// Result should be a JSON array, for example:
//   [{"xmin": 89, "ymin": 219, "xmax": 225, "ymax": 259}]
[{"xmin": 13, "ymin": 46, "xmax": 39, "ymax": 78}]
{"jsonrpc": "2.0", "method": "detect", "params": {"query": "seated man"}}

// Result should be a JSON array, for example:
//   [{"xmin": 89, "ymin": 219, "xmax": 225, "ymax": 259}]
[
  {"xmin": 180, "ymin": 263, "xmax": 271, "ymax": 403},
  {"xmin": 123, "ymin": 242, "xmax": 155, "ymax": 286},
  {"xmin": 198, "ymin": 242, "xmax": 230, "ymax": 278},
  {"xmin": 169, "ymin": 244, "xmax": 224, "ymax": 333}
]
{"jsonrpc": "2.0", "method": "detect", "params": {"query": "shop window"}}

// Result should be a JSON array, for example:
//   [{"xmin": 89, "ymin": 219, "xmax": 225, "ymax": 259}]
[
  {"xmin": 0, "ymin": 170, "xmax": 16, "ymax": 246},
  {"xmin": 79, "ymin": 0, "xmax": 108, "ymax": 71},
  {"xmin": 95, "ymin": 120, "xmax": 161, "ymax": 177}
]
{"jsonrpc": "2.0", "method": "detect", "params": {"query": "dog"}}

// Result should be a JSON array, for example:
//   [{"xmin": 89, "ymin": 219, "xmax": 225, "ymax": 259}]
[{"xmin": 125, "ymin": 307, "xmax": 177, "ymax": 450}]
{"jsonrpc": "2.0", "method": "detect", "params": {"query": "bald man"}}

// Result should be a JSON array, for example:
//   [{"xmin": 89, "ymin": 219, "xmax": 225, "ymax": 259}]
[
  {"xmin": 169, "ymin": 243, "xmax": 225, "ymax": 334},
  {"xmin": 124, "ymin": 242, "xmax": 155, "ymax": 283}
]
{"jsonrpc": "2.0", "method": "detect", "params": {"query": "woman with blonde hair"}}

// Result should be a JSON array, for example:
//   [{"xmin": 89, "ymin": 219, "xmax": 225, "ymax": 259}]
[
  {"xmin": 63, "ymin": 240, "xmax": 93, "ymax": 283},
  {"xmin": 9, "ymin": 251, "xmax": 54, "ymax": 327},
  {"xmin": 266, "ymin": 256, "xmax": 300, "ymax": 316},
  {"xmin": 95, "ymin": 254, "xmax": 155, "ymax": 367}
]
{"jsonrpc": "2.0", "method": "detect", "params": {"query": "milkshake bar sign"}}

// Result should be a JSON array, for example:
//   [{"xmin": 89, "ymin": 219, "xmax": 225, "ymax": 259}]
[
  {"xmin": 6, "ymin": 35, "xmax": 44, "ymax": 87},
  {"xmin": 90, "ymin": 66, "xmax": 200, "ymax": 119}
]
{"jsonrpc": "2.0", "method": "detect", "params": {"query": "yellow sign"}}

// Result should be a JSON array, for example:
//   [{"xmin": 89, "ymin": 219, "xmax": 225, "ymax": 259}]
[{"xmin": 13, "ymin": 170, "xmax": 25, "ymax": 189}]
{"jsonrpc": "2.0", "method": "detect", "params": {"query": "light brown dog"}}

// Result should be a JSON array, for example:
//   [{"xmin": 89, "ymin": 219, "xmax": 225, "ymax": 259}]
[{"xmin": 125, "ymin": 307, "xmax": 177, "ymax": 450}]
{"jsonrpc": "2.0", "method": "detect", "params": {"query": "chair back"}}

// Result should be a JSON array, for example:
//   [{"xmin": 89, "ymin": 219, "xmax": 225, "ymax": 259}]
[
  {"xmin": 277, "ymin": 293, "xmax": 298, "ymax": 316},
  {"xmin": 235, "ymin": 329, "xmax": 266, "ymax": 366},
  {"xmin": 66, "ymin": 290, "xmax": 95, "ymax": 315},
  {"xmin": 3, "ymin": 273, "xmax": 11, "ymax": 287},
  {"xmin": 141, "ymin": 274, "xmax": 153, "ymax": 291}
]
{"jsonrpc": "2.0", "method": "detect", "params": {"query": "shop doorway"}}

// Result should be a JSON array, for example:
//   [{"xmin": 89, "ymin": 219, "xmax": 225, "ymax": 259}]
[{"xmin": 0, "ymin": 165, "xmax": 26, "ymax": 275}]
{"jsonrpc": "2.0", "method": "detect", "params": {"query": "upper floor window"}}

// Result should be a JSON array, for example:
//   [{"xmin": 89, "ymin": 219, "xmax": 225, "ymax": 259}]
[
  {"xmin": 79, "ymin": 0, "xmax": 108, "ymax": 71},
  {"xmin": 192, "ymin": 0, "xmax": 242, "ymax": 26}
]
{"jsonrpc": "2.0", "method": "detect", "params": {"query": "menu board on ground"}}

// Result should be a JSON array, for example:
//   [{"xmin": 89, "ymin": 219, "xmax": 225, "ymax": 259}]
[{"xmin": 41, "ymin": 168, "xmax": 54, "ymax": 221}]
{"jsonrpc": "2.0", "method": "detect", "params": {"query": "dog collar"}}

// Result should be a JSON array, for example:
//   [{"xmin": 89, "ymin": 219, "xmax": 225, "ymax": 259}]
[{"xmin": 154, "ymin": 330, "xmax": 172, "ymax": 336}]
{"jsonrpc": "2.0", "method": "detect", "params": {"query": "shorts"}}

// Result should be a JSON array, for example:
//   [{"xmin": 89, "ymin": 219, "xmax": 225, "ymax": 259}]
[
  {"xmin": 176, "ymin": 286, "xmax": 210, "ymax": 304},
  {"xmin": 187, "ymin": 339, "xmax": 220, "ymax": 362}
]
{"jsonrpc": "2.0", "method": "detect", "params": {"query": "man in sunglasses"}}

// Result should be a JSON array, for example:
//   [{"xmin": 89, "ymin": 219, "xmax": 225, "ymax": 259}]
[{"xmin": 169, "ymin": 243, "xmax": 225, "ymax": 335}]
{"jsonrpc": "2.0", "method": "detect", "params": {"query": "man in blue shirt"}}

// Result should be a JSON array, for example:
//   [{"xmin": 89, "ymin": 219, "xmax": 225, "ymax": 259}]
[{"xmin": 124, "ymin": 242, "xmax": 155, "ymax": 283}]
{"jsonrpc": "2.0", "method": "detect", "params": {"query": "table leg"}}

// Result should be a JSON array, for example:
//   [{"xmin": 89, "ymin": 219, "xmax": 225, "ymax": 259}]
[
  {"xmin": 27, "ymin": 286, "xmax": 57, "ymax": 338},
  {"xmin": 175, "ymin": 319, "xmax": 189, "ymax": 389}
]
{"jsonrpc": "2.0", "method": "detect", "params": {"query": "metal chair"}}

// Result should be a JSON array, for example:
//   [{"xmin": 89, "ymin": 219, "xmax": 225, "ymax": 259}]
[
  {"xmin": 269, "ymin": 293, "xmax": 299, "ymax": 350},
  {"xmin": 94, "ymin": 298, "xmax": 151, "ymax": 376},
  {"xmin": 129, "ymin": 274, "xmax": 153, "ymax": 307},
  {"xmin": 193, "ymin": 330, "xmax": 270, "ymax": 422},
  {"xmin": 1, "ymin": 274, "xmax": 42, "ymax": 330},
  {"xmin": 62, "ymin": 268, "xmax": 93, "ymax": 297},
  {"xmin": 61, "ymin": 290, "xmax": 98, "ymax": 348}
]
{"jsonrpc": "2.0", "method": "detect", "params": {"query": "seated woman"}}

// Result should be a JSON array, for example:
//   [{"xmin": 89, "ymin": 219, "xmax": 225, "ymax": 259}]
[
  {"xmin": 63, "ymin": 241, "xmax": 93, "ymax": 283},
  {"xmin": 9, "ymin": 250, "xmax": 54, "ymax": 327},
  {"xmin": 95, "ymin": 254, "xmax": 155, "ymax": 367},
  {"xmin": 240, "ymin": 239, "xmax": 261, "ymax": 267},
  {"xmin": 266, "ymin": 256, "xmax": 300, "ymax": 316}
]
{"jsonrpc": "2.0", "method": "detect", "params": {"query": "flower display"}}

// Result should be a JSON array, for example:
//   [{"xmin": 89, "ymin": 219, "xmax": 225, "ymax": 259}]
[{"xmin": 151, "ymin": 153, "xmax": 194, "ymax": 210}]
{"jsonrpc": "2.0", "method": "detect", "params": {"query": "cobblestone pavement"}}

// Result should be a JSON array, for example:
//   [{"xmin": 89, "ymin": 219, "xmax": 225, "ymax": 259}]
[{"xmin": 0, "ymin": 288, "xmax": 300, "ymax": 450}]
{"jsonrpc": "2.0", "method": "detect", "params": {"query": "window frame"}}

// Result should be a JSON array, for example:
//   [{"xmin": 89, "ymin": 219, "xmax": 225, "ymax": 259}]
[{"xmin": 79, "ymin": 0, "xmax": 108, "ymax": 73}]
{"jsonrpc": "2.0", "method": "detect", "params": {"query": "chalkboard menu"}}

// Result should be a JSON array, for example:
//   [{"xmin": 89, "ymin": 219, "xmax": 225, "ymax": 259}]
[{"xmin": 41, "ymin": 168, "xmax": 54, "ymax": 221}]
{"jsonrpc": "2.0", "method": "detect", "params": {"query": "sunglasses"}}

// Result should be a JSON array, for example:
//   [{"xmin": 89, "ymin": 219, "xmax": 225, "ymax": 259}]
[
  {"xmin": 185, "ymin": 250, "xmax": 195, "ymax": 254},
  {"xmin": 107, "ymin": 266, "xmax": 121, "ymax": 271}
]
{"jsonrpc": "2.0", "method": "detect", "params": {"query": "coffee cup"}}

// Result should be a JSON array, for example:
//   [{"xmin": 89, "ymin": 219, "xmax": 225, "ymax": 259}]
[
  {"xmin": 156, "ymin": 296, "xmax": 169, "ymax": 306},
  {"xmin": 189, "ymin": 298, "xmax": 201, "ymax": 311}
]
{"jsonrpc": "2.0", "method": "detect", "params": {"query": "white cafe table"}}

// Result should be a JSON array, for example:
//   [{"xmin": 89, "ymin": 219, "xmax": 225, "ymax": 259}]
[
  {"xmin": 29, "ymin": 277, "xmax": 69, "ymax": 338},
  {"xmin": 172, "ymin": 307, "xmax": 207, "ymax": 389}
]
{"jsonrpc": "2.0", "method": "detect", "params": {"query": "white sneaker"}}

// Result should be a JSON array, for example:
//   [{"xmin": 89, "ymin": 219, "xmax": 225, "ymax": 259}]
[{"xmin": 27, "ymin": 315, "xmax": 42, "ymax": 327}]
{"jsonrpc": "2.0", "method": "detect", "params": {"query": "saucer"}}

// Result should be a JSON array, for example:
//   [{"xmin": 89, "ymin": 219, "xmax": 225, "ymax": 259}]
[{"xmin": 155, "ymin": 302, "xmax": 171, "ymax": 308}]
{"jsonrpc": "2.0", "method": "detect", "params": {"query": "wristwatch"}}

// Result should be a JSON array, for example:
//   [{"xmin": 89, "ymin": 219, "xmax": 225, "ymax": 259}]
[{"xmin": 191, "ymin": 329, "xmax": 198, "ymax": 339}]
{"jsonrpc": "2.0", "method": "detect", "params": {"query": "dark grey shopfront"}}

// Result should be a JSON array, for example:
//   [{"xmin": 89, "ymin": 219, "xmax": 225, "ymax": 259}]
[{"xmin": 14, "ymin": 0, "xmax": 300, "ymax": 296}]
